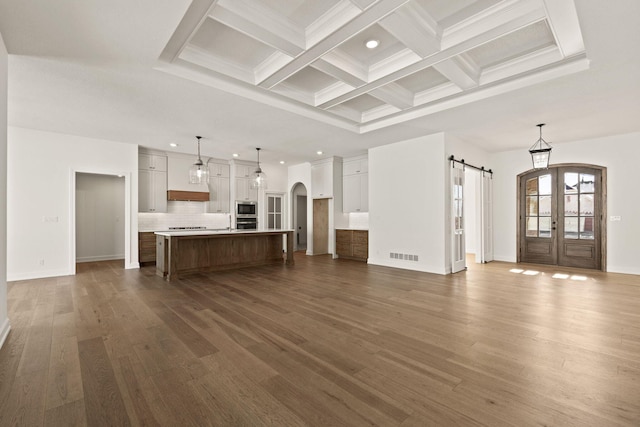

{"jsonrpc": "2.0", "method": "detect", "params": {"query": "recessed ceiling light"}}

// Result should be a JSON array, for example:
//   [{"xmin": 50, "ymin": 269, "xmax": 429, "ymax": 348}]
[
  {"xmin": 279, "ymin": 160, "xmax": 285, "ymax": 164},
  {"xmin": 365, "ymin": 39, "xmax": 379, "ymax": 49},
  {"xmin": 317, "ymin": 150, "xmax": 323, "ymax": 155},
  {"xmin": 169, "ymin": 143, "xmax": 178, "ymax": 147},
  {"xmin": 232, "ymin": 153, "xmax": 239, "ymax": 157}
]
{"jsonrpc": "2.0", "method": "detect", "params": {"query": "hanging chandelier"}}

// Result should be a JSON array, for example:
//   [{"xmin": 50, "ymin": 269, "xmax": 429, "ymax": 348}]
[
  {"xmin": 189, "ymin": 136, "xmax": 209, "ymax": 184},
  {"xmin": 250, "ymin": 147, "xmax": 267, "ymax": 189},
  {"xmin": 529, "ymin": 123, "xmax": 552, "ymax": 169}
]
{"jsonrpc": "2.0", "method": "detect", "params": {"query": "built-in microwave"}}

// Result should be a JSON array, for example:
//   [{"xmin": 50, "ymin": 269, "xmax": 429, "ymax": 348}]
[{"xmin": 236, "ymin": 201, "xmax": 257, "ymax": 217}]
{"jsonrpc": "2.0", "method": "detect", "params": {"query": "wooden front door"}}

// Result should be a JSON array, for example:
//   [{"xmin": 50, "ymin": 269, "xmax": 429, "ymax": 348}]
[{"xmin": 519, "ymin": 165, "xmax": 605, "ymax": 270}]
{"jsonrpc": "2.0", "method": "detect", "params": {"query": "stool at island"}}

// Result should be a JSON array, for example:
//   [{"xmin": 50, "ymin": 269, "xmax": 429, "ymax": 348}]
[{"xmin": 155, "ymin": 230, "xmax": 294, "ymax": 281}]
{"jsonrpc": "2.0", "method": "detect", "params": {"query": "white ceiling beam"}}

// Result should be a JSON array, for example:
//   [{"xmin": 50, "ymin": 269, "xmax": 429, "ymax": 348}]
[
  {"xmin": 311, "ymin": 60, "xmax": 367, "ymax": 88},
  {"xmin": 211, "ymin": 0, "xmax": 305, "ymax": 57},
  {"xmin": 441, "ymin": 0, "xmax": 542, "ymax": 50},
  {"xmin": 318, "ymin": 3, "xmax": 546, "ymax": 109},
  {"xmin": 255, "ymin": 52, "xmax": 294, "ymax": 85},
  {"xmin": 369, "ymin": 82, "xmax": 414, "ymax": 109},
  {"xmin": 432, "ymin": 54, "xmax": 480, "ymax": 90},
  {"xmin": 327, "ymin": 104, "xmax": 363, "ymax": 123},
  {"xmin": 159, "ymin": 0, "xmax": 218, "ymax": 63},
  {"xmin": 541, "ymin": 0, "xmax": 585, "ymax": 57},
  {"xmin": 348, "ymin": 0, "xmax": 378, "ymax": 11},
  {"xmin": 361, "ymin": 103, "xmax": 401, "ymax": 122},
  {"xmin": 306, "ymin": 1, "xmax": 362, "ymax": 48},
  {"xmin": 258, "ymin": 0, "xmax": 412, "ymax": 89},
  {"xmin": 378, "ymin": 1, "xmax": 441, "ymax": 58},
  {"xmin": 315, "ymin": 81, "xmax": 358, "ymax": 106}
]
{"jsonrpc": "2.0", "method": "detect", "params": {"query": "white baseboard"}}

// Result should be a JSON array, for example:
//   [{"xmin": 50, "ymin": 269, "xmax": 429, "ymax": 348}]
[
  {"xmin": 76, "ymin": 255, "xmax": 124, "ymax": 263},
  {"xmin": 367, "ymin": 257, "xmax": 447, "ymax": 275},
  {"xmin": 7, "ymin": 268, "xmax": 71, "ymax": 281},
  {"xmin": 126, "ymin": 262, "xmax": 140, "ymax": 270},
  {"xmin": 0, "ymin": 318, "xmax": 11, "ymax": 350}
]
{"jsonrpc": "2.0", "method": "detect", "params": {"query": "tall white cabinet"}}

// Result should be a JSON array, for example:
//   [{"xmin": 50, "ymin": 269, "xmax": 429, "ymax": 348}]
[
  {"xmin": 139, "ymin": 153, "xmax": 167, "ymax": 213},
  {"xmin": 233, "ymin": 161, "xmax": 258, "ymax": 202},
  {"xmin": 207, "ymin": 161, "xmax": 231, "ymax": 213},
  {"xmin": 342, "ymin": 155, "xmax": 368, "ymax": 213}
]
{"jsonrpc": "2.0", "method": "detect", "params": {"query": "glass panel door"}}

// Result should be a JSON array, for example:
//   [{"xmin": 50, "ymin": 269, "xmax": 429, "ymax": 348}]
[{"xmin": 266, "ymin": 193, "xmax": 284, "ymax": 230}]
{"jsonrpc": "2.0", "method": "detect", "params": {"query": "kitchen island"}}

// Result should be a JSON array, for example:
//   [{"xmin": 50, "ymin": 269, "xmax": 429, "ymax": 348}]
[{"xmin": 155, "ymin": 229, "xmax": 294, "ymax": 281}]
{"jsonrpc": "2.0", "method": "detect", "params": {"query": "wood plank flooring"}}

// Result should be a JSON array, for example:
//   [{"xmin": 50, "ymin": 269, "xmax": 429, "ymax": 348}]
[{"xmin": 1, "ymin": 254, "xmax": 639, "ymax": 426}]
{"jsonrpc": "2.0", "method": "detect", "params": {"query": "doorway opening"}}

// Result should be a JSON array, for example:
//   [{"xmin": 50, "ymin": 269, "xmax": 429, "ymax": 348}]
[
  {"xmin": 291, "ymin": 182, "xmax": 308, "ymax": 252},
  {"xmin": 517, "ymin": 164, "xmax": 606, "ymax": 270},
  {"xmin": 71, "ymin": 170, "xmax": 131, "ymax": 275}
]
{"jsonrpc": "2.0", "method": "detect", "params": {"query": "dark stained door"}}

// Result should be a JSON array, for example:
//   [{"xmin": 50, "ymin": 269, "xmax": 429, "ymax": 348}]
[
  {"xmin": 520, "ymin": 169, "xmax": 557, "ymax": 265},
  {"xmin": 519, "ymin": 165, "xmax": 604, "ymax": 270}
]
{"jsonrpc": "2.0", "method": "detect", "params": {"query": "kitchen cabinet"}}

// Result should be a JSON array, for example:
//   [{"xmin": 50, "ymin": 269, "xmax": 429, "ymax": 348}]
[
  {"xmin": 139, "ymin": 232, "xmax": 157, "ymax": 264},
  {"xmin": 208, "ymin": 162, "xmax": 231, "ymax": 213},
  {"xmin": 311, "ymin": 160, "xmax": 334, "ymax": 198},
  {"xmin": 343, "ymin": 156, "xmax": 368, "ymax": 213},
  {"xmin": 233, "ymin": 161, "xmax": 258, "ymax": 202},
  {"xmin": 335, "ymin": 229, "xmax": 368, "ymax": 261},
  {"xmin": 139, "ymin": 153, "xmax": 167, "ymax": 172},
  {"xmin": 139, "ymin": 169, "xmax": 167, "ymax": 212},
  {"xmin": 235, "ymin": 177, "xmax": 258, "ymax": 202}
]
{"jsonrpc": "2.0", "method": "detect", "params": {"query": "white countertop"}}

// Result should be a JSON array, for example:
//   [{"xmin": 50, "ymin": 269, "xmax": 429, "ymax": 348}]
[{"xmin": 155, "ymin": 229, "xmax": 293, "ymax": 237}]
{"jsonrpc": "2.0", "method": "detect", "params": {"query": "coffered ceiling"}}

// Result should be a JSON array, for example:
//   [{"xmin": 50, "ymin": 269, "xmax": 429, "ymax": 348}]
[
  {"xmin": 158, "ymin": 0, "xmax": 587, "ymax": 133},
  {"xmin": 0, "ymin": 0, "xmax": 639, "ymax": 164}
]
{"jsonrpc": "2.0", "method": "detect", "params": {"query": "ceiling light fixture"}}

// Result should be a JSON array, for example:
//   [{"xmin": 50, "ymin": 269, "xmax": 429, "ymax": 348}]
[
  {"xmin": 529, "ymin": 123, "xmax": 552, "ymax": 169},
  {"xmin": 279, "ymin": 160, "xmax": 285, "ymax": 164},
  {"xmin": 189, "ymin": 136, "xmax": 209, "ymax": 184},
  {"xmin": 250, "ymin": 147, "xmax": 267, "ymax": 189},
  {"xmin": 365, "ymin": 39, "xmax": 379, "ymax": 49},
  {"xmin": 232, "ymin": 153, "xmax": 239, "ymax": 157},
  {"xmin": 316, "ymin": 150, "xmax": 323, "ymax": 155},
  {"xmin": 170, "ymin": 143, "xmax": 178, "ymax": 147}
]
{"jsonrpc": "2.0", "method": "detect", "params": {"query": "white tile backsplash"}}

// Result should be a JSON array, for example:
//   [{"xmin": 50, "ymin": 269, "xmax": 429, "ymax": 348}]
[
  {"xmin": 139, "ymin": 202, "xmax": 231, "ymax": 231},
  {"xmin": 348, "ymin": 212, "xmax": 369, "ymax": 229}
]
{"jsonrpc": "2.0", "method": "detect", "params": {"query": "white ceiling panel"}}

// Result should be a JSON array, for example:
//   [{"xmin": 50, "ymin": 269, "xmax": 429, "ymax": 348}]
[
  {"xmin": 191, "ymin": 18, "xmax": 276, "ymax": 69},
  {"xmin": 281, "ymin": 66, "xmax": 341, "ymax": 93},
  {"xmin": 395, "ymin": 67, "xmax": 450, "ymax": 93}
]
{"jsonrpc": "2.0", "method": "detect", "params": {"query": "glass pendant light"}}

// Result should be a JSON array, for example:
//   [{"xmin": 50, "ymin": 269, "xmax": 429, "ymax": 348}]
[
  {"xmin": 250, "ymin": 147, "xmax": 267, "ymax": 189},
  {"xmin": 529, "ymin": 124, "xmax": 552, "ymax": 169},
  {"xmin": 189, "ymin": 136, "xmax": 209, "ymax": 184}
]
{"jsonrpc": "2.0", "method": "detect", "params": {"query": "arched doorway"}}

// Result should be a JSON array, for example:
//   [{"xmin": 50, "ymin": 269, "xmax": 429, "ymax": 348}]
[
  {"xmin": 517, "ymin": 164, "xmax": 606, "ymax": 270},
  {"xmin": 291, "ymin": 182, "xmax": 308, "ymax": 252}
]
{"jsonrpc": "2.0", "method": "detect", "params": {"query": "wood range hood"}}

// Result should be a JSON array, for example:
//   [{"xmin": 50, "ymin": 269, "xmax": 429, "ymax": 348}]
[{"xmin": 166, "ymin": 190, "xmax": 209, "ymax": 202}]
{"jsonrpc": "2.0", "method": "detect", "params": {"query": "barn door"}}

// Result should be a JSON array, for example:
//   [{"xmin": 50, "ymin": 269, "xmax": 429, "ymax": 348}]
[{"xmin": 451, "ymin": 165, "xmax": 466, "ymax": 273}]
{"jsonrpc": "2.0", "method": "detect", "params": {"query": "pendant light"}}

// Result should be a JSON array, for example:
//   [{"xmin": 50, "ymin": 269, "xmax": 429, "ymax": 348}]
[
  {"xmin": 189, "ymin": 136, "xmax": 209, "ymax": 184},
  {"xmin": 528, "ymin": 123, "xmax": 552, "ymax": 169},
  {"xmin": 250, "ymin": 147, "xmax": 267, "ymax": 189}
]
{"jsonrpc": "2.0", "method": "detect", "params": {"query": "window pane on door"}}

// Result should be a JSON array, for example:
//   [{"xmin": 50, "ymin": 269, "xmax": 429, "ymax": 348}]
[
  {"xmin": 580, "ymin": 217, "xmax": 594, "ymax": 239},
  {"xmin": 526, "ymin": 217, "xmax": 538, "ymax": 237},
  {"xmin": 539, "ymin": 217, "xmax": 551, "ymax": 237},
  {"xmin": 539, "ymin": 175, "xmax": 552, "ymax": 195},
  {"xmin": 565, "ymin": 195, "xmax": 578, "ymax": 216},
  {"xmin": 539, "ymin": 196, "xmax": 551, "ymax": 215},
  {"xmin": 276, "ymin": 214, "xmax": 281, "ymax": 229},
  {"xmin": 580, "ymin": 174, "xmax": 595, "ymax": 193},
  {"xmin": 565, "ymin": 217, "xmax": 579, "ymax": 239},
  {"xmin": 526, "ymin": 197, "xmax": 538, "ymax": 215},
  {"xmin": 526, "ymin": 178, "xmax": 538, "ymax": 195},
  {"xmin": 580, "ymin": 195, "xmax": 594, "ymax": 215},
  {"xmin": 565, "ymin": 173, "xmax": 578, "ymax": 194}
]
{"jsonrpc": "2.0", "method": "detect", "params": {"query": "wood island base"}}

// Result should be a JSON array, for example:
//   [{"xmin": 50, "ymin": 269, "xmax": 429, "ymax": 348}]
[{"xmin": 155, "ymin": 230, "xmax": 294, "ymax": 281}]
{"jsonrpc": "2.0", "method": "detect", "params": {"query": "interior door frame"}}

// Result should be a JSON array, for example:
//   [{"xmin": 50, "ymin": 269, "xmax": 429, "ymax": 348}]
[{"xmin": 517, "ymin": 163, "xmax": 607, "ymax": 271}]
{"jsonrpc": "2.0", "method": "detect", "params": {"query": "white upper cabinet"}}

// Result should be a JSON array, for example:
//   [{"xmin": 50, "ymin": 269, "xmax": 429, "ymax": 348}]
[
  {"xmin": 343, "ymin": 156, "xmax": 368, "ymax": 213},
  {"xmin": 232, "ymin": 161, "xmax": 258, "ymax": 202},
  {"xmin": 208, "ymin": 162, "xmax": 231, "ymax": 213},
  {"xmin": 139, "ymin": 153, "xmax": 167, "ymax": 172},
  {"xmin": 311, "ymin": 160, "xmax": 333, "ymax": 199},
  {"xmin": 139, "ymin": 169, "xmax": 167, "ymax": 213}
]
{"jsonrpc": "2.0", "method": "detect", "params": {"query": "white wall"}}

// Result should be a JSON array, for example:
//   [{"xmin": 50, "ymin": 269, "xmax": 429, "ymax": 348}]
[
  {"xmin": 0, "ymin": 31, "xmax": 10, "ymax": 349},
  {"xmin": 369, "ymin": 133, "xmax": 448, "ymax": 274},
  {"xmin": 76, "ymin": 173, "xmax": 125, "ymax": 262},
  {"xmin": 490, "ymin": 131, "xmax": 640, "ymax": 274},
  {"xmin": 7, "ymin": 127, "xmax": 139, "ymax": 280}
]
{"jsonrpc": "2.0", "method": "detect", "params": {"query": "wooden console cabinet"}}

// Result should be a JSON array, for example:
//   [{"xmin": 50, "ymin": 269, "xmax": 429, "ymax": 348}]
[{"xmin": 336, "ymin": 229, "xmax": 368, "ymax": 261}]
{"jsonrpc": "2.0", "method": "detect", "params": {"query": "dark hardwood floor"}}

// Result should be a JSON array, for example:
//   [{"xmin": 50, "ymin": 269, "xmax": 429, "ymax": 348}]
[{"xmin": 1, "ymin": 253, "xmax": 639, "ymax": 426}]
